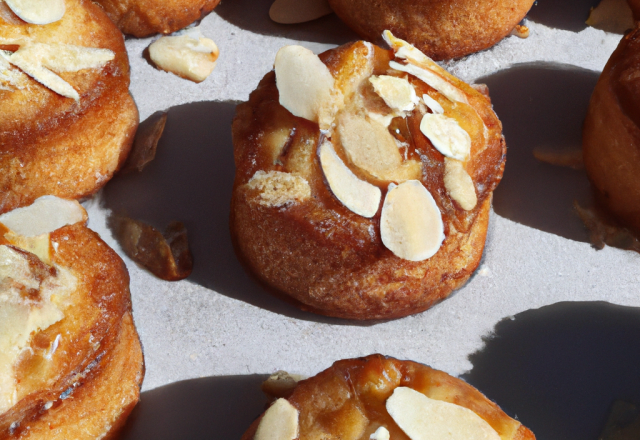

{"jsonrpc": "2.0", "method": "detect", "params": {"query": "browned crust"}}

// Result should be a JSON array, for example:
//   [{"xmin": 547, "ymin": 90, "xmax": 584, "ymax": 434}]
[
  {"xmin": 231, "ymin": 42, "xmax": 505, "ymax": 320},
  {"xmin": 327, "ymin": 0, "xmax": 535, "ymax": 60},
  {"xmin": 583, "ymin": 27, "xmax": 640, "ymax": 232},
  {"xmin": 0, "ymin": 223, "xmax": 142, "ymax": 439},
  {"xmin": 0, "ymin": 0, "xmax": 139, "ymax": 214},
  {"xmin": 241, "ymin": 355, "xmax": 536, "ymax": 440},
  {"xmin": 629, "ymin": 0, "xmax": 640, "ymax": 21},
  {"xmin": 93, "ymin": 0, "xmax": 221, "ymax": 37}
]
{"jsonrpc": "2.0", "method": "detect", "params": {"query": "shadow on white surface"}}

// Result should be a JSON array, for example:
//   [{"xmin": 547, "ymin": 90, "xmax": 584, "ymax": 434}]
[
  {"xmin": 214, "ymin": 0, "xmax": 359, "ymax": 45},
  {"xmin": 464, "ymin": 301, "xmax": 640, "ymax": 440},
  {"xmin": 480, "ymin": 62, "xmax": 599, "ymax": 243},
  {"xmin": 118, "ymin": 374, "xmax": 269, "ymax": 439},
  {"xmin": 528, "ymin": 0, "xmax": 601, "ymax": 31},
  {"xmin": 103, "ymin": 101, "xmax": 377, "ymax": 325}
]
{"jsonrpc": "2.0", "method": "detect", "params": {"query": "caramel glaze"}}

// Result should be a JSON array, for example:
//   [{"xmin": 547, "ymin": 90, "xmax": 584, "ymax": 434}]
[
  {"xmin": 231, "ymin": 41, "xmax": 505, "ymax": 319},
  {"xmin": 242, "ymin": 355, "xmax": 535, "ymax": 440}
]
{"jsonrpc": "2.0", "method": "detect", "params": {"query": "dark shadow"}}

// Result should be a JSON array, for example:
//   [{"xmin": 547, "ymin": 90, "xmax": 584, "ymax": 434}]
[
  {"xmin": 463, "ymin": 301, "xmax": 640, "ymax": 440},
  {"xmin": 527, "ymin": 0, "xmax": 601, "ymax": 32},
  {"xmin": 479, "ymin": 63, "xmax": 599, "ymax": 243},
  {"xmin": 118, "ymin": 375, "xmax": 269, "ymax": 440},
  {"xmin": 214, "ymin": 0, "xmax": 359, "ymax": 45},
  {"xmin": 102, "ymin": 101, "xmax": 374, "ymax": 326}
]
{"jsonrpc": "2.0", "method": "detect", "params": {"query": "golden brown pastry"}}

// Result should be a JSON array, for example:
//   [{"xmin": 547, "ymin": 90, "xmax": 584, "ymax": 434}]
[
  {"xmin": 0, "ymin": 0, "xmax": 138, "ymax": 215},
  {"xmin": 0, "ymin": 196, "xmax": 144, "ymax": 439},
  {"xmin": 583, "ymin": 26, "xmax": 640, "ymax": 232},
  {"xmin": 628, "ymin": 0, "xmax": 640, "ymax": 21},
  {"xmin": 231, "ymin": 33, "xmax": 505, "ymax": 320},
  {"xmin": 241, "ymin": 355, "xmax": 536, "ymax": 440},
  {"xmin": 93, "ymin": 0, "xmax": 220, "ymax": 37},
  {"xmin": 326, "ymin": 0, "xmax": 535, "ymax": 60}
]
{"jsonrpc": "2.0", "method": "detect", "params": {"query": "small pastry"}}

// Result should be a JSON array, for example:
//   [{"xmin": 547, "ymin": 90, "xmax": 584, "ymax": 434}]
[
  {"xmin": 93, "ymin": 0, "xmax": 221, "ymax": 37},
  {"xmin": 231, "ymin": 32, "xmax": 506, "ymax": 320},
  {"xmin": 583, "ymin": 26, "xmax": 640, "ymax": 232},
  {"xmin": 326, "ymin": 0, "xmax": 535, "ymax": 60},
  {"xmin": 0, "ymin": 196, "xmax": 144, "ymax": 439},
  {"xmin": 0, "ymin": 0, "xmax": 138, "ymax": 215},
  {"xmin": 241, "ymin": 354, "xmax": 536, "ymax": 440}
]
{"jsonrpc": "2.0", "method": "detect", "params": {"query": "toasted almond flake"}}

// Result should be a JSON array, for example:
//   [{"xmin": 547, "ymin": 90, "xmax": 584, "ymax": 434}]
[
  {"xmin": 510, "ymin": 24, "xmax": 530, "ymax": 38},
  {"xmin": 319, "ymin": 141, "xmax": 381, "ymax": 218},
  {"xmin": 5, "ymin": 0, "xmax": 65, "ymax": 25},
  {"xmin": 586, "ymin": 0, "xmax": 634, "ymax": 33},
  {"xmin": 254, "ymin": 398, "xmax": 299, "ymax": 440},
  {"xmin": 422, "ymin": 94, "xmax": 444, "ymax": 114},
  {"xmin": 149, "ymin": 28, "xmax": 219, "ymax": 83},
  {"xmin": 0, "ymin": 196, "xmax": 86, "ymax": 237},
  {"xmin": 444, "ymin": 158, "xmax": 477, "ymax": 210},
  {"xmin": 389, "ymin": 60, "xmax": 467, "ymax": 104},
  {"xmin": 420, "ymin": 113, "xmax": 471, "ymax": 161},
  {"xmin": 386, "ymin": 387, "xmax": 501, "ymax": 440},
  {"xmin": 369, "ymin": 75, "xmax": 418, "ymax": 113},
  {"xmin": 370, "ymin": 426, "xmax": 391, "ymax": 440},
  {"xmin": 245, "ymin": 170, "xmax": 311, "ymax": 207},
  {"xmin": 269, "ymin": 0, "xmax": 332, "ymax": 24},
  {"xmin": 380, "ymin": 181, "xmax": 444, "ymax": 261},
  {"xmin": 275, "ymin": 45, "xmax": 343, "ymax": 130},
  {"xmin": 3, "ymin": 231, "xmax": 52, "ymax": 264}
]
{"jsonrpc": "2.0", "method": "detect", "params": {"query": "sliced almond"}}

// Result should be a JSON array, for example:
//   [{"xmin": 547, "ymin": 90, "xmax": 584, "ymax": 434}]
[
  {"xmin": 389, "ymin": 61, "xmax": 467, "ymax": 104},
  {"xmin": 444, "ymin": 158, "xmax": 477, "ymax": 211},
  {"xmin": 254, "ymin": 398, "xmax": 299, "ymax": 440},
  {"xmin": 369, "ymin": 75, "xmax": 418, "ymax": 113},
  {"xmin": 319, "ymin": 141, "xmax": 381, "ymax": 218},
  {"xmin": 586, "ymin": 0, "xmax": 634, "ymax": 33},
  {"xmin": 245, "ymin": 170, "xmax": 311, "ymax": 207},
  {"xmin": 336, "ymin": 112, "xmax": 421, "ymax": 181},
  {"xmin": 262, "ymin": 371, "xmax": 307, "ymax": 401},
  {"xmin": 5, "ymin": 0, "xmax": 65, "ymax": 25},
  {"xmin": 149, "ymin": 28, "xmax": 219, "ymax": 83},
  {"xmin": 0, "ymin": 196, "xmax": 86, "ymax": 237},
  {"xmin": 386, "ymin": 387, "xmax": 501, "ymax": 440},
  {"xmin": 274, "ymin": 45, "xmax": 343, "ymax": 130},
  {"xmin": 269, "ymin": 0, "xmax": 332, "ymax": 24},
  {"xmin": 370, "ymin": 426, "xmax": 390, "ymax": 440},
  {"xmin": 422, "ymin": 94, "xmax": 444, "ymax": 114},
  {"xmin": 3, "ymin": 231, "xmax": 52, "ymax": 264},
  {"xmin": 420, "ymin": 113, "xmax": 471, "ymax": 161},
  {"xmin": 380, "ymin": 181, "xmax": 444, "ymax": 261}
]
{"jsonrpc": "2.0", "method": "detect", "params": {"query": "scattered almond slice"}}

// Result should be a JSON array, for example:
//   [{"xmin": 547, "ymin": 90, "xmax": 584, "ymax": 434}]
[
  {"xmin": 444, "ymin": 158, "xmax": 477, "ymax": 211},
  {"xmin": 386, "ymin": 387, "xmax": 501, "ymax": 440},
  {"xmin": 2, "ymin": 228, "xmax": 52, "ymax": 264},
  {"xmin": 370, "ymin": 426, "xmax": 390, "ymax": 440},
  {"xmin": 0, "ymin": 196, "xmax": 86, "ymax": 237},
  {"xmin": 245, "ymin": 170, "xmax": 311, "ymax": 207},
  {"xmin": 5, "ymin": 0, "xmax": 65, "ymax": 25},
  {"xmin": 369, "ymin": 75, "xmax": 418, "ymax": 113},
  {"xmin": 274, "ymin": 45, "xmax": 343, "ymax": 130},
  {"xmin": 510, "ymin": 24, "xmax": 530, "ymax": 38},
  {"xmin": 319, "ymin": 140, "xmax": 381, "ymax": 218},
  {"xmin": 532, "ymin": 145, "xmax": 584, "ymax": 169},
  {"xmin": 110, "ymin": 216, "xmax": 193, "ymax": 281},
  {"xmin": 420, "ymin": 113, "xmax": 471, "ymax": 161},
  {"xmin": 587, "ymin": 0, "xmax": 634, "ymax": 33},
  {"xmin": 254, "ymin": 398, "xmax": 299, "ymax": 440},
  {"xmin": 121, "ymin": 110, "xmax": 168, "ymax": 173},
  {"xmin": 149, "ymin": 27, "xmax": 219, "ymax": 83},
  {"xmin": 337, "ymin": 112, "xmax": 421, "ymax": 181},
  {"xmin": 380, "ymin": 181, "xmax": 444, "ymax": 261},
  {"xmin": 269, "ymin": 0, "xmax": 332, "ymax": 24},
  {"xmin": 422, "ymin": 94, "xmax": 444, "ymax": 114}
]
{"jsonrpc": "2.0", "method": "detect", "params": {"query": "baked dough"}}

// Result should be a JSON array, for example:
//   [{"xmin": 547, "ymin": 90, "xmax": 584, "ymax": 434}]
[
  {"xmin": 0, "ymin": 0, "xmax": 138, "ymax": 215},
  {"xmin": 241, "ymin": 355, "xmax": 536, "ymax": 440},
  {"xmin": 583, "ymin": 26, "xmax": 640, "ymax": 232},
  {"xmin": 327, "ymin": 0, "xmax": 535, "ymax": 60},
  {"xmin": 629, "ymin": 0, "xmax": 640, "ymax": 20},
  {"xmin": 0, "ymin": 199, "xmax": 144, "ymax": 439},
  {"xmin": 231, "ymin": 34, "xmax": 505, "ymax": 320},
  {"xmin": 93, "ymin": 0, "xmax": 221, "ymax": 37}
]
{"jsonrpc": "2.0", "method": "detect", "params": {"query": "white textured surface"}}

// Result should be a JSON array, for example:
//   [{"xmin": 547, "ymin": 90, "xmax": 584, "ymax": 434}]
[{"xmin": 79, "ymin": 8, "xmax": 640, "ymax": 394}]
